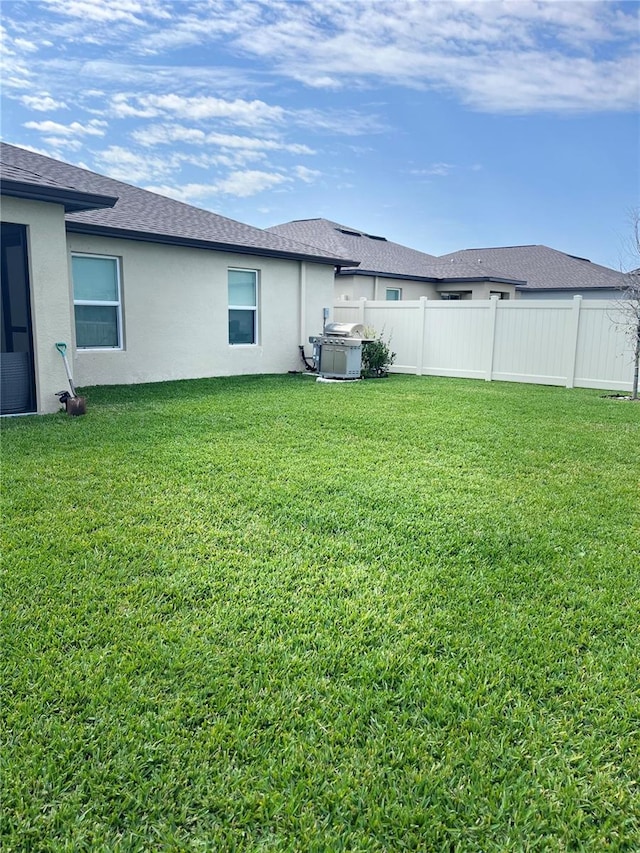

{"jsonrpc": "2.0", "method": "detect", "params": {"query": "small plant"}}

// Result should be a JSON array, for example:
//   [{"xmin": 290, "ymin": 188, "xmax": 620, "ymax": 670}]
[{"xmin": 361, "ymin": 327, "xmax": 396, "ymax": 378}]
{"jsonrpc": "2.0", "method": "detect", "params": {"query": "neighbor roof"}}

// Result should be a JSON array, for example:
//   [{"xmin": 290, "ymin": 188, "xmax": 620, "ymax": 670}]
[
  {"xmin": 0, "ymin": 144, "xmax": 357, "ymax": 266},
  {"xmin": 267, "ymin": 218, "xmax": 523, "ymax": 284},
  {"xmin": 267, "ymin": 218, "xmax": 439, "ymax": 278},
  {"xmin": 438, "ymin": 245, "xmax": 625, "ymax": 291}
]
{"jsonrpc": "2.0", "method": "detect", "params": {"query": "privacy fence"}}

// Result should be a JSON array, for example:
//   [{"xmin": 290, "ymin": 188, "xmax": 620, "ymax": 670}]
[{"xmin": 334, "ymin": 296, "xmax": 634, "ymax": 392}]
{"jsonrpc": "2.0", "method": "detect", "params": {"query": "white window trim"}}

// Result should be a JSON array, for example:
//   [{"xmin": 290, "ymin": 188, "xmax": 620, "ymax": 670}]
[
  {"xmin": 71, "ymin": 253, "xmax": 123, "ymax": 351},
  {"xmin": 385, "ymin": 287, "xmax": 402, "ymax": 301},
  {"xmin": 228, "ymin": 267, "xmax": 259, "ymax": 346}
]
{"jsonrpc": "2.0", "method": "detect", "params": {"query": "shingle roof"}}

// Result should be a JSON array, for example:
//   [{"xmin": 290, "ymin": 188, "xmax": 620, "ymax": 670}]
[
  {"xmin": 437, "ymin": 245, "xmax": 625, "ymax": 291},
  {"xmin": 267, "ymin": 218, "xmax": 440, "ymax": 278},
  {"xmin": 0, "ymin": 159, "xmax": 118, "ymax": 213},
  {"xmin": 0, "ymin": 144, "xmax": 357, "ymax": 266},
  {"xmin": 266, "ymin": 218, "xmax": 523, "ymax": 283},
  {"xmin": 2, "ymin": 160, "xmax": 77, "ymax": 190}
]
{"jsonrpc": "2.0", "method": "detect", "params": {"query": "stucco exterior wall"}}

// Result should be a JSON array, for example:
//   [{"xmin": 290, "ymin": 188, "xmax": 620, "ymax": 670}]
[
  {"xmin": 66, "ymin": 234, "xmax": 335, "ymax": 387},
  {"xmin": 1, "ymin": 196, "xmax": 75, "ymax": 413},
  {"xmin": 335, "ymin": 274, "xmax": 440, "ymax": 301},
  {"xmin": 437, "ymin": 281, "xmax": 516, "ymax": 300},
  {"xmin": 335, "ymin": 275, "xmax": 516, "ymax": 302}
]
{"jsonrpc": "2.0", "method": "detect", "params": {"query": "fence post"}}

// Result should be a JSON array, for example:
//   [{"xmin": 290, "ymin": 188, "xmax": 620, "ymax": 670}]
[
  {"xmin": 486, "ymin": 295, "xmax": 499, "ymax": 381},
  {"xmin": 359, "ymin": 297, "xmax": 367, "ymax": 326},
  {"xmin": 417, "ymin": 297, "xmax": 428, "ymax": 376},
  {"xmin": 566, "ymin": 295, "xmax": 582, "ymax": 388}
]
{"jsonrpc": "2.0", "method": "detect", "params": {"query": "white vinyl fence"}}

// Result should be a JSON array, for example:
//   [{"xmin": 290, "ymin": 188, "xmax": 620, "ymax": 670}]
[{"xmin": 334, "ymin": 296, "xmax": 635, "ymax": 392}]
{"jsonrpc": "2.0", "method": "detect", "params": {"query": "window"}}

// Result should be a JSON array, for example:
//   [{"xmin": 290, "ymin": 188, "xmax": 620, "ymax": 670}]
[
  {"xmin": 228, "ymin": 269, "xmax": 258, "ymax": 345},
  {"xmin": 386, "ymin": 287, "xmax": 401, "ymax": 301},
  {"xmin": 71, "ymin": 254, "xmax": 122, "ymax": 349},
  {"xmin": 441, "ymin": 293, "xmax": 461, "ymax": 301}
]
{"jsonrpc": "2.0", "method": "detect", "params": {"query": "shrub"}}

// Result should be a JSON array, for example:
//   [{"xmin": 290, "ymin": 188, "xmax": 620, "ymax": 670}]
[{"xmin": 361, "ymin": 328, "xmax": 396, "ymax": 378}]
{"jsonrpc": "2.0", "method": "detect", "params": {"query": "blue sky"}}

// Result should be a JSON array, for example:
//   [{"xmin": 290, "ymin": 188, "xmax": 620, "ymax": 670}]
[{"xmin": 1, "ymin": 0, "xmax": 638, "ymax": 269}]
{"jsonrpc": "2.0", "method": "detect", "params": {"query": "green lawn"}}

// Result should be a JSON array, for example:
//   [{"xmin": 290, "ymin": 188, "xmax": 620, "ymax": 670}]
[{"xmin": 2, "ymin": 374, "xmax": 639, "ymax": 852}]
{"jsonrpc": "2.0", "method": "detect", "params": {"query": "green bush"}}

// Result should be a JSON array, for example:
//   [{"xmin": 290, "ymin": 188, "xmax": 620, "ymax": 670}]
[{"xmin": 361, "ymin": 328, "xmax": 396, "ymax": 377}]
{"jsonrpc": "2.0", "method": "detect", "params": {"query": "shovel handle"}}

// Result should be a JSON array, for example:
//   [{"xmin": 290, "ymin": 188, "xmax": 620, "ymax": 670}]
[{"xmin": 55, "ymin": 341, "xmax": 77, "ymax": 397}]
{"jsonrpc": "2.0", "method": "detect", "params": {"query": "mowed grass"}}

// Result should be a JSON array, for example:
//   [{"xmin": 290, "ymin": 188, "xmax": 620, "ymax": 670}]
[{"xmin": 2, "ymin": 374, "xmax": 639, "ymax": 852}]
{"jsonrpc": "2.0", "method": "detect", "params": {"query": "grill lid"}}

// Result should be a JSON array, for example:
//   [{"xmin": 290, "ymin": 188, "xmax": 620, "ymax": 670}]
[{"xmin": 323, "ymin": 322, "xmax": 366, "ymax": 338}]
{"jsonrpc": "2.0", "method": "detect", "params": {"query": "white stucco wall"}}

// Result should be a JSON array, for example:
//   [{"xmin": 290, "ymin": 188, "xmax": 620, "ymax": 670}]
[
  {"xmin": 1, "ymin": 196, "xmax": 75, "ymax": 413},
  {"xmin": 335, "ymin": 274, "xmax": 440, "ymax": 301},
  {"xmin": 436, "ymin": 281, "xmax": 516, "ymax": 300},
  {"xmin": 66, "ymin": 233, "xmax": 335, "ymax": 387},
  {"xmin": 335, "ymin": 275, "xmax": 516, "ymax": 302}
]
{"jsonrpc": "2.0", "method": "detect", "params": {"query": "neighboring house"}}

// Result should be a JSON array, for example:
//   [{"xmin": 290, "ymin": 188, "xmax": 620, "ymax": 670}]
[
  {"xmin": 0, "ymin": 144, "xmax": 356, "ymax": 415},
  {"xmin": 268, "ymin": 219, "xmax": 626, "ymax": 302},
  {"xmin": 438, "ymin": 246, "xmax": 626, "ymax": 300},
  {"xmin": 266, "ymin": 219, "xmax": 523, "ymax": 301}
]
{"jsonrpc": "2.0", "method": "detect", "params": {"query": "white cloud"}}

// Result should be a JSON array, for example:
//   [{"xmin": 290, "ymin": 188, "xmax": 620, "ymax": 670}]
[
  {"xmin": 21, "ymin": 94, "xmax": 68, "ymax": 111},
  {"xmin": 4, "ymin": 1, "xmax": 636, "ymax": 114},
  {"xmin": 42, "ymin": 137, "xmax": 83, "ymax": 150},
  {"xmin": 14, "ymin": 38, "xmax": 39, "ymax": 52},
  {"xmin": 131, "ymin": 123, "xmax": 315, "ymax": 156},
  {"xmin": 0, "ymin": 72, "xmax": 34, "ymax": 92},
  {"xmin": 131, "ymin": 124, "xmax": 208, "ymax": 146},
  {"xmin": 93, "ymin": 145, "xmax": 177, "ymax": 183},
  {"xmin": 293, "ymin": 165, "xmax": 321, "ymax": 183},
  {"xmin": 216, "ymin": 170, "xmax": 289, "ymax": 197},
  {"xmin": 145, "ymin": 170, "xmax": 289, "ymax": 201},
  {"xmin": 23, "ymin": 119, "xmax": 107, "ymax": 137},
  {"xmin": 225, "ymin": 0, "xmax": 640, "ymax": 113},
  {"xmin": 91, "ymin": 144, "xmax": 293, "ymax": 192},
  {"xmin": 411, "ymin": 163, "xmax": 455, "ymax": 178},
  {"xmin": 39, "ymin": 0, "xmax": 163, "ymax": 25},
  {"xmin": 111, "ymin": 93, "xmax": 285, "ymax": 125},
  {"xmin": 206, "ymin": 132, "xmax": 313, "ymax": 156}
]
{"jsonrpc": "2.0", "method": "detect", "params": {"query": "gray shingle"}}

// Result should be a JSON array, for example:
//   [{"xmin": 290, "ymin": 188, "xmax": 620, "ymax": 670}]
[
  {"xmin": 267, "ymin": 219, "xmax": 522, "ymax": 283},
  {"xmin": 1, "ymin": 160, "xmax": 78, "ymax": 190},
  {"xmin": 438, "ymin": 246, "xmax": 625, "ymax": 291},
  {"xmin": 0, "ymin": 144, "xmax": 357, "ymax": 265},
  {"xmin": 267, "ymin": 218, "xmax": 439, "ymax": 277}
]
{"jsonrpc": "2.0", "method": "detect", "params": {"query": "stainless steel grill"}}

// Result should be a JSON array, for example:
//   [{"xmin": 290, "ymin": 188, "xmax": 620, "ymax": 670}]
[{"xmin": 309, "ymin": 322, "xmax": 370, "ymax": 379}]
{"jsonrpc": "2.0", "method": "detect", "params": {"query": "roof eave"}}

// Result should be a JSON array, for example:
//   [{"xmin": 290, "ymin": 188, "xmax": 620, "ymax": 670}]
[
  {"xmin": 515, "ymin": 284, "xmax": 620, "ymax": 292},
  {"xmin": 338, "ymin": 268, "xmax": 524, "ymax": 285},
  {"xmin": 64, "ymin": 222, "xmax": 360, "ymax": 266},
  {"xmin": 337, "ymin": 268, "xmax": 439, "ymax": 283},
  {"xmin": 1, "ymin": 179, "xmax": 118, "ymax": 213},
  {"xmin": 437, "ymin": 275, "xmax": 525, "ymax": 286}
]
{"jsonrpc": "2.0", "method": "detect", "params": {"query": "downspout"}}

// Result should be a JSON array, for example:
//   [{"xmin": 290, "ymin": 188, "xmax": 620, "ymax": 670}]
[{"xmin": 299, "ymin": 260, "xmax": 307, "ymax": 346}]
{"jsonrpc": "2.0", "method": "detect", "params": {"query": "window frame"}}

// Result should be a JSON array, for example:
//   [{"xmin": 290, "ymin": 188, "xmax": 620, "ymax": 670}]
[
  {"xmin": 71, "ymin": 252, "xmax": 123, "ymax": 351},
  {"xmin": 385, "ymin": 287, "xmax": 402, "ymax": 301},
  {"xmin": 228, "ymin": 267, "xmax": 259, "ymax": 346}
]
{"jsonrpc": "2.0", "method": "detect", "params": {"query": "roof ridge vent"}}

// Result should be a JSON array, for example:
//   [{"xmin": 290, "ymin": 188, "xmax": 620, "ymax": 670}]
[
  {"xmin": 336, "ymin": 228, "xmax": 362, "ymax": 237},
  {"xmin": 365, "ymin": 233, "xmax": 387, "ymax": 241}
]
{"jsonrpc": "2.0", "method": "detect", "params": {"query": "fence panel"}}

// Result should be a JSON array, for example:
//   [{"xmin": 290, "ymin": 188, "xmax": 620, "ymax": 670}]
[
  {"xmin": 334, "ymin": 297, "xmax": 634, "ymax": 392},
  {"xmin": 574, "ymin": 301, "xmax": 634, "ymax": 391},
  {"xmin": 492, "ymin": 300, "xmax": 573, "ymax": 386},
  {"xmin": 335, "ymin": 300, "xmax": 422, "ymax": 371},
  {"xmin": 422, "ymin": 302, "xmax": 490, "ymax": 378}
]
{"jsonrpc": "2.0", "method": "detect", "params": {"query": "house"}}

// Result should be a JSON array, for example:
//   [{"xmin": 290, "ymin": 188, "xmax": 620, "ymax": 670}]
[
  {"xmin": 266, "ymin": 219, "xmax": 522, "ymax": 301},
  {"xmin": 267, "ymin": 219, "xmax": 626, "ymax": 302},
  {"xmin": 437, "ymin": 246, "xmax": 626, "ymax": 299},
  {"xmin": 0, "ymin": 144, "xmax": 356, "ymax": 415}
]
